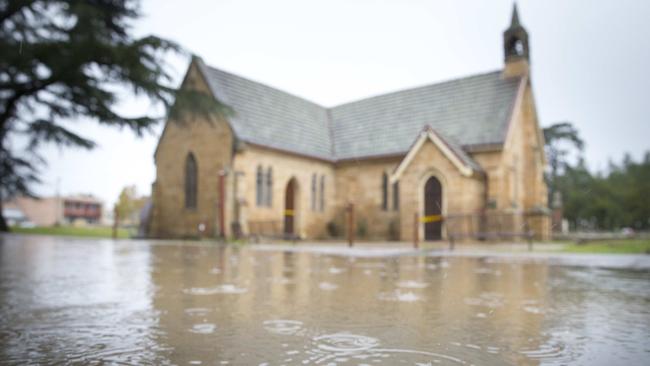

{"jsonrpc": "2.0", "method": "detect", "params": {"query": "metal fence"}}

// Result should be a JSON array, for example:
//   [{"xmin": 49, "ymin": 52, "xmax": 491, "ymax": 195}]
[
  {"xmin": 247, "ymin": 220, "xmax": 292, "ymax": 242},
  {"xmin": 443, "ymin": 211, "xmax": 549, "ymax": 246},
  {"xmin": 247, "ymin": 210, "xmax": 549, "ymax": 249}
]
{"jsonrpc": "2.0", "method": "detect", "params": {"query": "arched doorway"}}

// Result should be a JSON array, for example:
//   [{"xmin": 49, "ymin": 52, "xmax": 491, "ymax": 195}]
[
  {"xmin": 284, "ymin": 178, "xmax": 298, "ymax": 237},
  {"xmin": 423, "ymin": 176, "xmax": 443, "ymax": 240}
]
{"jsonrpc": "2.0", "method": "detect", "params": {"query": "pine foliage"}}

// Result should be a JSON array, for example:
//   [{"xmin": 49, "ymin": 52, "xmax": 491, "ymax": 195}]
[{"xmin": 0, "ymin": 0, "xmax": 226, "ymax": 230}]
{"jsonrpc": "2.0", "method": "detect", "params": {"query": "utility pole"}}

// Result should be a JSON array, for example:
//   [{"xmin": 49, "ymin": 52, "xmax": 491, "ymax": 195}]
[{"xmin": 112, "ymin": 206, "xmax": 119, "ymax": 239}]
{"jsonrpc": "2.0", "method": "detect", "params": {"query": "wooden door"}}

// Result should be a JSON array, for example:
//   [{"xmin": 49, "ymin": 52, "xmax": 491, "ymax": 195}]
[
  {"xmin": 284, "ymin": 179, "xmax": 295, "ymax": 235},
  {"xmin": 424, "ymin": 176, "xmax": 443, "ymax": 240}
]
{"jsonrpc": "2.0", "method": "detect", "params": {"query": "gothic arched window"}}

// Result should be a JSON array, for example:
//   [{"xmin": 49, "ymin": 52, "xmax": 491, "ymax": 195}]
[
  {"xmin": 319, "ymin": 175, "xmax": 325, "ymax": 212},
  {"xmin": 311, "ymin": 173, "xmax": 317, "ymax": 211},
  {"xmin": 508, "ymin": 38, "xmax": 525, "ymax": 57},
  {"xmin": 185, "ymin": 153, "xmax": 198, "ymax": 209},
  {"xmin": 381, "ymin": 172, "xmax": 388, "ymax": 211},
  {"xmin": 514, "ymin": 40, "xmax": 524, "ymax": 56},
  {"xmin": 266, "ymin": 167, "xmax": 273, "ymax": 207},
  {"xmin": 256, "ymin": 165, "xmax": 263, "ymax": 207}
]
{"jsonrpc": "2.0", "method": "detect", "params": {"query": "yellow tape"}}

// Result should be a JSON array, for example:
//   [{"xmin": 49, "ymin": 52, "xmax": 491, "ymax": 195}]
[
  {"xmin": 421, "ymin": 214, "xmax": 442, "ymax": 223},
  {"xmin": 284, "ymin": 209, "xmax": 294, "ymax": 216}
]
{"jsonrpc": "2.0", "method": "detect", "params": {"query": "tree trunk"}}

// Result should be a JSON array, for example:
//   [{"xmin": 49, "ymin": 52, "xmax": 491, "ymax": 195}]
[{"xmin": 0, "ymin": 198, "xmax": 9, "ymax": 232}]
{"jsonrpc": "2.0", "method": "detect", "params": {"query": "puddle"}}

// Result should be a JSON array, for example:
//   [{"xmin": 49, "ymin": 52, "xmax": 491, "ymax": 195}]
[{"xmin": 1, "ymin": 235, "xmax": 648, "ymax": 365}]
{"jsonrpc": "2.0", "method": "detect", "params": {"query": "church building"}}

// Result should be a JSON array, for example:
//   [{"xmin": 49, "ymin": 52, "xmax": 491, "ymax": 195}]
[{"xmin": 149, "ymin": 6, "xmax": 550, "ymax": 241}]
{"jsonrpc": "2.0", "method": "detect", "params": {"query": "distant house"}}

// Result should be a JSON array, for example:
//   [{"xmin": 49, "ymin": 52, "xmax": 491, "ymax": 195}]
[
  {"xmin": 151, "ymin": 6, "xmax": 550, "ymax": 241},
  {"xmin": 62, "ymin": 195, "xmax": 103, "ymax": 224},
  {"xmin": 3, "ymin": 194, "xmax": 103, "ymax": 226},
  {"xmin": 2, "ymin": 207, "xmax": 31, "ymax": 227}
]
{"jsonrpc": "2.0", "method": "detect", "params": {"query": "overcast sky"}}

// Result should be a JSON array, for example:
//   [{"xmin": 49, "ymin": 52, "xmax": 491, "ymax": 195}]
[{"xmin": 35, "ymin": 0, "xmax": 650, "ymax": 207}]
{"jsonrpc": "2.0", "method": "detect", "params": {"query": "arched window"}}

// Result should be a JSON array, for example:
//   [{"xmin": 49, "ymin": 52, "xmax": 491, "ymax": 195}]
[
  {"xmin": 392, "ymin": 181, "xmax": 399, "ymax": 211},
  {"xmin": 311, "ymin": 173, "xmax": 317, "ymax": 211},
  {"xmin": 508, "ymin": 38, "xmax": 525, "ymax": 57},
  {"xmin": 381, "ymin": 172, "xmax": 388, "ymax": 211},
  {"xmin": 256, "ymin": 165, "xmax": 263, "ymax": 207},
  {"xmin": 266, "ymin": 167, "xmax": 273, "ymax": 207},
  {"xmin": 185, "ymin": 153, "xmax": 198, "ymax": 209},
  {"xmin": 319, "ymin": 175, "xmax": 325, "ymax": 212},
  {"xmin": 513, "ymin": 39, "xmax": 524, "ymax": 56}
]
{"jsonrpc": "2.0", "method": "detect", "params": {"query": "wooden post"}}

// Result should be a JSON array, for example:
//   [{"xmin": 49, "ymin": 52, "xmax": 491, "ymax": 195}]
[
  {"xmin": 413, "ymin": 212, "xmax": 419, "ymax": 249},
  {"xmin": 112, "ymin": 206, "xmax": 119, "ymax": 239},
  {"xmin": 524, "ymin": 215, "xmax": 533, "ymax": 251},
  {"xmin": 218, "ymin": 170, "xmax": 226, "ymax": 238},
  {"xmin": 444, "ymin": 216, "xmax": 454, "ymax": 251},
  {"xmin": 478, "ymin": 210, "xmax": 486, "ymax": 241},
  {"xmin": 496, "ymin": 214, "xmax": 503, "ymax": 241},
  {"xmin": 347, "ymin": 203, "xmax": 355, "ymax": 247}
]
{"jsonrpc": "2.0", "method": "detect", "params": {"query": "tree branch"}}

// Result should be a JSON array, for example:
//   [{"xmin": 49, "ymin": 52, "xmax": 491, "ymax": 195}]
[
  {"xmin": 0, "ymin": 0, "xmax": 36, "ymax": 26},
  {"xmin": 0, "ymin": 77, "xmax": 56, "ymax": 132}
]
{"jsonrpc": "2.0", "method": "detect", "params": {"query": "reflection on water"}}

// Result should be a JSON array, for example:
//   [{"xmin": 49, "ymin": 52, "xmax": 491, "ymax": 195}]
[{"xmin": 1, "ymin": 235, "xmax": 649, "ymax": 365}]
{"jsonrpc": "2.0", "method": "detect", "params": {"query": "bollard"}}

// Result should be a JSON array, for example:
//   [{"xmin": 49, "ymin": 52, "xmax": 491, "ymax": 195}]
[
  {"xmin": 218, "ymin": 170, "xmax": 227, "ymax": 238},
  {"xmin": 347, "ymin": 203, "xmax": 355, "ymax": 247},
  {"xmin": 413, "ymin": 212, "xmax": 419, "ymax": 249},
  {"xmin": 524, "ymin": 219, "xmax": 533, "ymax": 251}
]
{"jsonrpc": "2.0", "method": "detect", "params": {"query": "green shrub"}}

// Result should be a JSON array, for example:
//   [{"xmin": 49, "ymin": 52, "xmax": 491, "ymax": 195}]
[
  {"xmin": 326, "ymin": 221, "xmax": 340, "ymax": 238},
  {"xmin": 356, "ymin": 218, "xmax": 368, "ymax": 238}
]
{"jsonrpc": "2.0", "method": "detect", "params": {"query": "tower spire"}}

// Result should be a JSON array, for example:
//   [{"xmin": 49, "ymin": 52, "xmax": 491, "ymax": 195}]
[
  {"xmin": 510, "ymin": 3, "xmax": 520, "ymax": 28},
  {"xmin": 502, "ymin": 3, "xmax": 530, "ymax": 78}
]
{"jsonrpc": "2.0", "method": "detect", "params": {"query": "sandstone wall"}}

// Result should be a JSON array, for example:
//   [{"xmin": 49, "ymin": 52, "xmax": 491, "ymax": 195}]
[
  {"xmin": 150, "ymin": 62, "xmax": 234, "ymax": 238},
  {"xmin": 333, "ymin": 158, "xmax": 402, "ymax": 240},
  {"xmin": 490, "ymin": 78, "xmax": 550, "ymax": 239},
  {"xmin": 233, "ymin": 145, "xmax": 336, "ymax": 239},
  {"xmin": 397, "ymin": 141, "xmax": 485, "ymax": 242}
]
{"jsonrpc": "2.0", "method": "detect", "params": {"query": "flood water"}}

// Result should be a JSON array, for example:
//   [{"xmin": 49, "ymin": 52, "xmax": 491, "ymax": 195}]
[{"xmin": 1, "ymin": 235, "xmax": 649, "ymax": 365}]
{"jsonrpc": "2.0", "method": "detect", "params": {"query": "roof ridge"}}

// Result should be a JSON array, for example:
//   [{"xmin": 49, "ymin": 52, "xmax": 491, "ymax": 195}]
[
  {"xmin": 204, "ymin": 64, "xmax": 329, "ymax": 110},
  {"xmin": 329, "ymin": 69, "xmax": 509, "ymax": 110},
  {"xmin": 205, "ymin": 63, "xmax": 510, "ymax": 112}
]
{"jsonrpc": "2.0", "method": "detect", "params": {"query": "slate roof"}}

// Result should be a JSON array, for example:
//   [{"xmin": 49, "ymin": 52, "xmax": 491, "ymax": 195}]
[
  {"xmin": 199, "ymin": 62, "xmax": 333, "ymax": 160},
  {"xmin": 196, "ymin": 59, "xmax": 522, "ymax": 163},
  {"xmin": 330, "ymin": 73, "xmax": 521, "ymax": 160}
]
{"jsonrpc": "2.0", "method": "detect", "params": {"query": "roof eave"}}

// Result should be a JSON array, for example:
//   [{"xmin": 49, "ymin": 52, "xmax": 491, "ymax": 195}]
[{"xmin": 389, "ymin": 128, "xmax": 480, "ymax": 184}]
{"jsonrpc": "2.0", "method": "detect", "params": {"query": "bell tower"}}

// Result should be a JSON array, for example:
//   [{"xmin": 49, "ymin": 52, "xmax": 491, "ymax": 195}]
[{"xmin": 503, "ymin": 4, "xmax": 530, "ymax": 78}]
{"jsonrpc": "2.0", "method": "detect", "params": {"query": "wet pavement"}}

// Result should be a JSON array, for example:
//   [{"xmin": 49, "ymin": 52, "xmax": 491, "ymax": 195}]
[{"xmin": 0, "ymin": 234, "xmax": 649, "ymax": 365}]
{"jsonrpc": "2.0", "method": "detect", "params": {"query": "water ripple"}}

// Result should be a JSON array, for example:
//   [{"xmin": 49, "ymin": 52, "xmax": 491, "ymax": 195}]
[
  {"xmin": 263, "ymin": 320, "xmax": 304, "ymax": 335},
  {"xmin": 397, "ymin": 280, "xmax": 429, "ymax": 289},
  {"xmin": 303, "ymin": 332, "xmax": 468, "ymax": 365},
  {"xmin": 318, "ymin": 282, "xmax": 339, "ymax": 291},
  {"xmin": 182, "ymin": 284, "xmax": 247, "ymax": 295},
  {"xmin": 188, "ymin": 323, "xmax": 216, "ymax": 334},
  {"xmin": 378, "ymin": 290, "xmax": 421, "ymax": 302}
]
